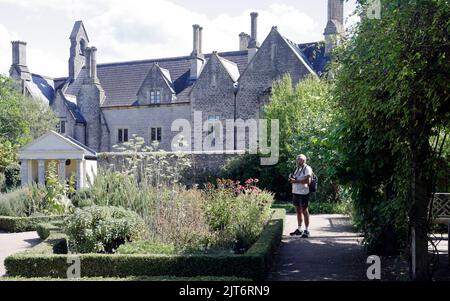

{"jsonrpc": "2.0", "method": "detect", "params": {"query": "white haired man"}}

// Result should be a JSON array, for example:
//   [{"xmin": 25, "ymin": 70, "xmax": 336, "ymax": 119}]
[{"xmin": 289, "ymin": 154, "xmax": 312, "ymax": 238}]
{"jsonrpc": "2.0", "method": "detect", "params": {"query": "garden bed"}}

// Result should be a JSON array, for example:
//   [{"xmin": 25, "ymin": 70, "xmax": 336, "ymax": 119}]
[
  {"xmin": 5, "ymin": 209, "xmax": 285, "ymax": 281},
  {"xmin": 0, "ymin": 215, "xmax": 65, "ymax": 233}
]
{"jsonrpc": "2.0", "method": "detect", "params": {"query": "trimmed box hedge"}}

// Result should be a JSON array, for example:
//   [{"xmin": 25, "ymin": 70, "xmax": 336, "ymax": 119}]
[
  {"xmin": 5, "ymin": 209, "xmax": 285, "ymax": 281},
  {"xmin": 0, "ymin": 215, "xmax": 65, "ymax": 233}
]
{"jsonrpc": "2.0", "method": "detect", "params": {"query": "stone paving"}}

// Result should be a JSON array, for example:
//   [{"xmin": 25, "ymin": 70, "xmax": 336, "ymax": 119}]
[
  {"xmin": 269, "ymin": 214, "xmax": 450, "ymax": 281},
  {"xmin": 268, "ymin": 214, "xmax": 368, "ymax": 281},
  {"xmin": 0, "ymin": 231, "xmax": 41, "ymax": 277}
]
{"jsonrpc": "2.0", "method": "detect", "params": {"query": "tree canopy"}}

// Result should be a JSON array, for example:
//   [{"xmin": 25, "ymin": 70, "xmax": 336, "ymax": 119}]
[{"xmin": 333, "ymin": 0, "xmax": 449, "ymax": 280}]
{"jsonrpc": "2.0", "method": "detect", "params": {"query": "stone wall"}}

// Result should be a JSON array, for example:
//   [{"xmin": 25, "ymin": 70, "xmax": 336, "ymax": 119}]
[
  {"xmin": 97, "ymin": 151, "xmax": 244, "ymax": 186},
  {"xmin": 102, "ymin": 103, "xmax": 191, "ymax": 151}
]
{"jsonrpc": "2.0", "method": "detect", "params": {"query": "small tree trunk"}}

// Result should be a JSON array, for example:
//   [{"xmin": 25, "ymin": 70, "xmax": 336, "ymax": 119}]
[{"xmin": 409, "ymin": 129, "xmax": 432, "ymax": 281}]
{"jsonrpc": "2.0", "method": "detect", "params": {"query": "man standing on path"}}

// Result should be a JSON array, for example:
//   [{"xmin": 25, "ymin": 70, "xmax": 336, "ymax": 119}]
[{"xmin": 289, "ymin": 154, "xmax": 312, "ymax": 238}]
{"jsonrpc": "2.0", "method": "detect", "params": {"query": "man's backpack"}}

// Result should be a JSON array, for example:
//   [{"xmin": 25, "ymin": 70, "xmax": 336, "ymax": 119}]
[{"xmin": 292, "ymin": 165, "xmax": 318, "ymax": 193}]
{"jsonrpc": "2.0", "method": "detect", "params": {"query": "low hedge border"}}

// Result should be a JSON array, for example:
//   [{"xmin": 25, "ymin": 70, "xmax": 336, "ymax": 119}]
[
  {"xmin": 5, "ymin": 209, "xmax": 285, "ymax": 281},
  {"xmin": 36, "ymin": 221, "xmax": 65, "ymax": 240},
  {"xmin": 0, "ymin": 215, "xmax": 65, "ymax": 233}
]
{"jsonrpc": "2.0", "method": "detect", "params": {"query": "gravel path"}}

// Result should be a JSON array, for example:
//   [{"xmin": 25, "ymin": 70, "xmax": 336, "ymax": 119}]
[{"xmin": 0, "ymin": 231, "xmax": 41, "ymax": 277}]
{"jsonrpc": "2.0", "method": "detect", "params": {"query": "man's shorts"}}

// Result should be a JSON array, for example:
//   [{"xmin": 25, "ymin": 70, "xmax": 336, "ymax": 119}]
[{"xmin": 292, "ymin": 193, "xmax": 310, "ymax": 208}]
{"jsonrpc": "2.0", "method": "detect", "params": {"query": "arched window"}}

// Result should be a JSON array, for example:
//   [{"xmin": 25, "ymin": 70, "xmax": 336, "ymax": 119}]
[{"xmin": 79, "ymin": 39, "xmax": 86, "ymax": 55}]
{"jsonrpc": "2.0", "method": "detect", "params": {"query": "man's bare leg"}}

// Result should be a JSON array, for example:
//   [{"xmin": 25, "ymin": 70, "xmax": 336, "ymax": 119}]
[
  {"xmin": 296, "ymin": 206, "xmax": 303, "ymax": 229},
  {"xmin": 302, "ymin": 207, "xmax": 310, "ymax": 229}
]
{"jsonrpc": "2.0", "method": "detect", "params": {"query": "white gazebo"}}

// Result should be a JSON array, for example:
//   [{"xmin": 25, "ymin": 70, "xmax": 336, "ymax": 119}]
[{"xmin": 18, "ymin": 131, "xmax": 97, "ymax": 189}]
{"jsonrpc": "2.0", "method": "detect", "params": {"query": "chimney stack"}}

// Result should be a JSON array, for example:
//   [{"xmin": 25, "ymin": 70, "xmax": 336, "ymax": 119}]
[
  {"xmin": 199, "ymin": 26, "xmax": 203, "ymax": 54},
  {"xmin": 324, "ymin": 0, "xmax": 344, "ymax": 57},
  {"xmin": 90, "ymin": 46, "xmax": 98, "ymax": 80},
  {"xmin": 12, "ymin": 41, "xmax": 27, "ymax": 66},
  {"xmin": 10, "ymin": 41, "xmax": 31, "ymax": 81},
  {"xmin": 248, "ymin": 12, "xmax": 260, "ymax": 62},
  {"xmin": 191, "ymin": 24, "xmax": 202, "ymax": 57},
  {"xmin": 190, "ymin": 24, "xmax": 204, "ymax": 80},
  {"xmin": 239, "ymin": 32, "xmax": 250, "ymax": 51},
  {"xmin": 84, "ymin": 46, "xmax": 99, "ymax": 83}
]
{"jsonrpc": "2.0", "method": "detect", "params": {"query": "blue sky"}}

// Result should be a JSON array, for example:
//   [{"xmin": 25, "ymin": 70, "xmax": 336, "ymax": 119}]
[{"xmin": 0, "ymin": 0, "xmax": 358, "ymax": 77}]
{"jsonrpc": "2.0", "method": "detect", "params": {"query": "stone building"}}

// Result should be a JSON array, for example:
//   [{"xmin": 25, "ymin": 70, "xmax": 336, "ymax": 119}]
[{"xmin": 8, "ymin": 1, "xmax": 344, "ymax": 170}]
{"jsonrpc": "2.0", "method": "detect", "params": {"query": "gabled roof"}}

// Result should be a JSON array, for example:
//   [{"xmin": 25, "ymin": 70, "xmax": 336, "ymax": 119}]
[
  {"xmin": 216, "ymin": 54, "xmax": 240, "ymax": 82},
  {"xmin": 136, "ymin": 63, "xmax": 176, "ymax": 96},
  {"xmin": 96, "ymin": 50, "xmax": 248, "ymax": 107},
  {"xmin": 278, "ymin": 31, "xmax": 318, "ymax": 77},
  {"xmin": 19, "ymin": 130, "xmax": 96, "ymax": 160},
  {"xmin": 70, "ymin": 20, "xmax": 90, "ymax": 42}
]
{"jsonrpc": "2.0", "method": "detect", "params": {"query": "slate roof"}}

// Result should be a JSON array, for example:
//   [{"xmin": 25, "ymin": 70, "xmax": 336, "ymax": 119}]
[
  {"xmin": 65, "ymin": 98, "xmax": 86, "ymax": 124},
  {"xmin": 42, "ymin": 39, "xmax": 326, "ymax": 109},
  {"xmin": 216, "ymin": 55, "xmax": 240, "ymax": 82},
  {"xmin": 97, "ymin": 50, "xmax": 249, "ymax": 107},
  {"xmin": 27, "ymin": 74, "xmax": 55, "ymax": 105},
  {"xmin": 66, "ymin": 135, "xmax": 96, "ymax": 156},
  {"xmin": 298, "ymin": 42, "xmax": 330, "ymax": 75}
]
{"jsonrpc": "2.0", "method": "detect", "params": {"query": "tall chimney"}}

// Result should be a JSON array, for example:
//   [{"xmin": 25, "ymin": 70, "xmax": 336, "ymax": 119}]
[
  {"xmin": 239, "ymin": 32, "xmax": 250, "ymax": 51},
  {"xmin": 84, "ymin": 47, "xmax": 92, "ymax": 79},
  {"xmin": 328, "ymin": 0, "xmax": 344, "ymax": 26},
  {"xmin": 324, "ymin": 0, "xmax": 344, "ymax": 57},
  {"xmin": 248, "ymin": 12, "xmax": 260, "ymax": 62},
  {"xmin": 10, "ymin": 41, "xmax": 31, "ymax": 81},
  {"xmin": 90, "ymin": 46, "xmax": 98, "ymax": 80},
  {"xmin": 190, "ymin": 24, "xmax": 204, "ymax": 80},
  {"xmin": 191, "ymin": 24, "xmax": 200, "ymax": 57},
  {"xmin": 84, "ymin": 46, "xmax": 99, "ymax": 83},
  {"xmin": 248, "ymin": 12, "xmax": 260, "ymax": 48},
  {"xmin": 12, "ymin": 41, "xmax": 27, "ymax": 66},
  {"xmin": 199, "ymin": 26, "xmax": 203, "ymax": 54}
]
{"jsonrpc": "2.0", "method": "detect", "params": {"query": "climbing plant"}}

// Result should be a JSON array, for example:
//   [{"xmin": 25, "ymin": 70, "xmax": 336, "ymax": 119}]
[{"xmin": 333, "ymin": 0, "xmax": 450, "ymax": 280}]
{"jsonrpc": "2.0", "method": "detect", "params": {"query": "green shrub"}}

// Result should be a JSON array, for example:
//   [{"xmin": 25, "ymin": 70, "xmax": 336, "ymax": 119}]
[
  {"xmin": 0, "ymin": 215, "xmax": 65, "ymax": 232},
  {"xmin": 36, "ymin": 221, "xmax": 65, "ymax": 240},
  {"xmin": 0, "ymin": 188, "xmax": 30, "ymax": 217},
  {"xmin": 203, "ymin": 179, "xmax": 274, "ymax": 253},
  {"xmin": 117, "ymin": 240, "xmax": 177, "ymax": 255},
  {"xmin": 4, "ymin": 163, "xmax": 21, "ymax": 190},
  {"xmin": 0, "ymin": 184, "xmax": 72, "ymax": 218},
  {"xmin": 65, "ymin": 206, "xmax": 146, "ymax": 254},
  {"xmin": 0, "ymin": 172, "xmax": 5, "ymax": 192},
  {"xmin": 5, "ymin": 210, "xmax": 285, "ymax": 280}
]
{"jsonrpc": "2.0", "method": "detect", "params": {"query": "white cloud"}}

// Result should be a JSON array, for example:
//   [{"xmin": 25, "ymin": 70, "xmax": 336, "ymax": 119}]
[
  {"xmin": 0, "ymin": 0, "xmax": 328, "ymax": 76},
  {"xmin": 0, "ymin": 24, "xmax": 16, "ymax": 76}
]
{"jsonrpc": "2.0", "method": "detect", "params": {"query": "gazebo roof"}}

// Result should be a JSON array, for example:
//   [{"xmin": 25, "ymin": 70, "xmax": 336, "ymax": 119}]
[{"xmin": 19, "ymin": 131, "xmax": 97, "ymax": 160}]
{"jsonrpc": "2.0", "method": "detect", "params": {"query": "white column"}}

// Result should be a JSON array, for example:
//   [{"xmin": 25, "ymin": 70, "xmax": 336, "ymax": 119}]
[
  {"xmin": 20, "ymin": 159, "xmax": 28, "ymax": 187},
  {"xmin": 58, "ymin": 160, "xmax": 66, "ymax": 183},
  {"xmin": 76, "ymin": 159, "xmax": 84, "ymax": 189},
  {"xmin": 38, "ymin": 160, "xmax": 45, "ymax": 185},
  {"xmin": 26, "ymin": 160, "xmax": 32, "ymax": 184}
]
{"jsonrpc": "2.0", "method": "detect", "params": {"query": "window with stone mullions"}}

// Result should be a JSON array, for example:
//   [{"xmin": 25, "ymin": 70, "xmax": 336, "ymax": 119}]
[
  {"xmin": 151, "ymin": 127, "xmax": 162, "ymax": 142},
  {"xmin": 57, "ymin": 119, "xmax": 66, "ymax": 135},
  {"xmin": 207, "ymin": 115, "xmax": 220, "ymax": 146},
  {"xmin": 118, "ymin": 128, "xmax": 129, "ymax": 143},
  {"xmin": 150, "ymin": 89, "xmax": 162, "ymax": 104}
]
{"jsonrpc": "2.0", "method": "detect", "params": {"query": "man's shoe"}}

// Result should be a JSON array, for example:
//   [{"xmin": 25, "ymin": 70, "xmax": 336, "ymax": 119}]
[
  {"xmin": 290, "ymin": 229, "xmax": 303, "ymax": 236},
  {"xmin": 301, "ymin": 230, "xmax": 310, "ymax": 238}
]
